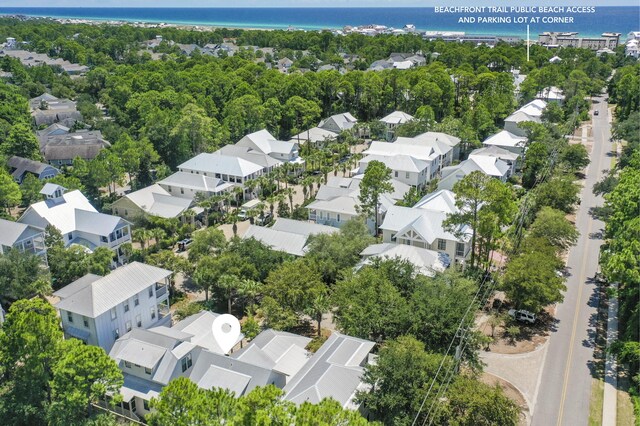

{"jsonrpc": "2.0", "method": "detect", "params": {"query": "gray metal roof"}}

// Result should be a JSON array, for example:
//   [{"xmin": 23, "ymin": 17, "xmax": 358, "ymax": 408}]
[
  {"xmin": 55, "ymin": 262, "xmax": 172, "ymax": 317},
  {"xmin": 158, "ymin": 172, "xmax": 226, "ymax": 193},
  {"xmin": 243, "ymin": 226, "xmax": 309, "ymax": 256},
  {"xmin": 122, "ymin": 184, "xmax": 192, "ymax": 218},
  {"xmin": 179, "ymin": 153, "xmax": 263, "ymax": 177},
  {"xmin": 270, "ymin": 218, "xmax": 340, "ymax": 237},
  {"xmin": 283, "ymin": 333, "xmax": 374, "ymax": 407},
  {"xmin": 0, "ymin": 218, "xmax": 44, "ymax": 247}
]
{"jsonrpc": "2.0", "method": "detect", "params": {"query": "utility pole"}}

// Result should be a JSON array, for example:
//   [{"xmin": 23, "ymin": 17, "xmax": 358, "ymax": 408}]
[{"xmin": 527, "ymin": 24, "xmax": 530, "ymax": 62}]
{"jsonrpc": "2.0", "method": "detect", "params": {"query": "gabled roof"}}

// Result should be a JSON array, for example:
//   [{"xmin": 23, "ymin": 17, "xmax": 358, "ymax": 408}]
[
  {"xmin": 482, "ymin": 130, "xmax": 527, "ymax": 148},
  {"xmin": 172, "ymin": 311, "xmax": 243, "ymax": 354},
  {"xmin": 519, "ymin": 99, "xmax": 547, "ymax": 117},
  {"xmin": 40, "ymin": 131, "xmax": 110, "ymax": 161},
  {"xmin": 290, "ymin": 127, "xmax": 338, "ymax": 144},
  {"xmin": 318, "ymin": 112, "xmax": 357, "ymax": 131},
  {"xmin": 270, "ymin": 218, "xmax": 341, "ymax": 237},
  {"xmin": 179, "ymin": 153, "xmax": 263, "ymax": 177},
  {"xmin": 54, "ymin": 262, "xmax": 172, "ymax": 318},
  {"xmin": 19, "ymin": 189, "xmax": 96, "ymax": 234},
  {"xmin": 364, "ymin": 141, "xmax": 438, "ymax": 162},
  {"xmin": 0, "ymin": 219, "xmax": 44, "ymax": 247},
  {"xmin": 414, "ymin": 189, "xmax": 458, "ymax": 214},
  {"xmin": 360, "ymin": 154, "xmax": 429, "ymax": 173},
  {"xmin": 359, "ymin": 243, "xmax": 450, "ymax": 276},
  {"xmin": 413, "ymin": 131, "xmax": 461, "ymax": 148},
  {"xmin": 243, "ymin": 226, "xmax": 309, "ymax": 256},
  {"xmin": 121, "ymin": 184, "xmax": 192, "ymax": 218},
  {"xmin": 237, "ymin": 129, "xmax": 296, "ymax": 155},
  {"xmin": 380, "ymin": 205, "xmax": 471, "ymax": 243},
  {"xmin": 157, "ymin": 172, "xmax": 231, "ymax": 194},
  {"xmin": 74, "ymin": 209, "xmax": 128, "ymax": 236},
  {"xmin": 283, "ymin": 333, "xmax": 374, "ymax": 408},
  {"xmin": 8, "ymin": 156, "xmax": 57, "ymax": 178},
  {"xmin": 469, "ymin": 145, "xmax": 520, "ymax": 162},
  {"xmin": 217, "ymin": 145, "xmax": 282, "ymax": 169},
  {"xmin": 504, "ymin": 110, "xmax": 541, "ymax": 124},
  {"xmin": 441, "ymin": 156, "xmax": 510, "ymax": 180}
]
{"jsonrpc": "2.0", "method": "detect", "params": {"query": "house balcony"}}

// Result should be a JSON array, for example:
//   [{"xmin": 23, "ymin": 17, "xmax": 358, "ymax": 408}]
[
  {"xmin": 108, "ymin": 235, "xmax": 131, "ymax": 248},
  {"xmin": 155, "ymin": 283, "xmax": 167, "ymax": 298}
]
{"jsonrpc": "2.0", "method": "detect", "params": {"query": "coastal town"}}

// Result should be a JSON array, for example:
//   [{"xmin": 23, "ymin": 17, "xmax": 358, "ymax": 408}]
[{"xmin": 0, "ymin": 10, "xmax": 637, "ymax": 426}]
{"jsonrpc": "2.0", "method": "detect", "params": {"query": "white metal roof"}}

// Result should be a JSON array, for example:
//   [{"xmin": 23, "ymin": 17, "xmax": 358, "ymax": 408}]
[
  {"xmin": 360, "ymin": 153, "xmax": 430, "ymax": 173},
  {"xmin": 364, "ymin": 141, "xmax": 437, "ymax": 162},
  {"xmin": 270, "ymin": 218, "xmax": 340, "ymax": 237},
  {"xmin": 243, "ymin": 226, "xmax": 309, "ymax": 256},
  {"xmin": 158, "ymin": 172, "xmax": 226, "ymax": 193},
  {"xmin": 359, "ymin": 243, "xmax": 450, "ymax": 276},
  {"xmin": 469, "ymin": 145, "xmax": 520, "ymax": 162},
  {"xmin": 414, "ymin": 189, "xmax": 459, "ymax": 214},
  {"xmin": 55, "ymin": 262, "xmax": 172, "ymax": 318},
  {"xmin": 179, "ymin": 153, "xmax": 263, "ymax": 177},
  {"xmin": 237, "ymin": 129, "xmax": 296, "ymax": 155},
  {"xmin": 123, "ymin": 184, "xmax": 192, "ymax": 218},
  {"xmin": 380, "ymin": 205, "xmax": 471, "ymax": 243},
  {"xmin": 0, "ymin": 219, "xmax": 43, "ymax": 247},
  {"xmin": 482, "ymin": 130, "xmax": 527, "ymax": 148}
]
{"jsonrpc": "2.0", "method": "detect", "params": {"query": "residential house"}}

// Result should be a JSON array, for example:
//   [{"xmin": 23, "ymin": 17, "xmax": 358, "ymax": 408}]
[
  {"xmin": 412, "ymin": 131, "xmax": 462, "ymax": 162},
  {"xmin": 110, "ymin": 184, "xmax": 194, "ymax": 221},
  {"xmin": 0, "ymin": 50, "xmax": 89, "ymax": 75},
  {"xmin": 307, "ymin": 176, "xmax": 400, "ymax": 232},
  {"xmin": 379, "ymin": 189, "xmax": 472, "ymax": 265},
  {"xmin": 318, "ymin": 112, "xmax": 358, "ymax": 134},
  {"xmin": 468, "ymin": 145, "xmax": 520, "ymax": 175},
  {"xmin": 536, "ymin": 86, "xmax": 565, "ymax": 104},
  {"xmin": 277, "ymin": 57, "xmax": 293, "ymax": 73},
  {"xmin": 380, "ymin": 110, "xmax": 414, "ymax": 139},
  {"xmin": 7, "ymin": 156, "xmax": 59, "ymax": 183},
  {"xmin": 236, "ymin": 129, "xmax": 304, "ymax": 169},
  {"xmin": 358, "ymin": 243, "xmax": 450, "ymax": 277},
  {"xmin": 438, "ymin": 156, "xmax": 511, "ymax": 191},
  {"xmin": 242, "ymin": 218, "xmax": 339, "ymax": 256},
  {"xmin": 18, "ymin": 184, "xmax": 131, "ymax": 265},
  {"xmin": 29, "ymin": 93, "xmax": 82, "ymax": 126},
  {"xmin": 482, "ymin": 130, "xmax": 527, "ymax": 157},
  {"xmin": 290, "ymin": 126, "xmax": 338, "ymax": 147},
  {"xmin": 283, "ymin": 333, "xmax": 375, "ymax": 410},
  {"xmin": 39, "ymin": 130, "xmax": 111, "ymax": 166},
  {"xmin": 157, "ymin": 171, "xmax": 234, "ymax": 201},
  {"xmin": 503, "ymin": 99, "xmax": 547, "ymax": 137},
  {"xmin": 0, "ymin": 218, "xmax": 46, "ymax": 258},
  {"xmin": 359, "ymin": 153, "xmax": 435, "ymax": 188},
  {"xmin": 54, "ymin": 262, "xmax": 172, "ymax": 352}
]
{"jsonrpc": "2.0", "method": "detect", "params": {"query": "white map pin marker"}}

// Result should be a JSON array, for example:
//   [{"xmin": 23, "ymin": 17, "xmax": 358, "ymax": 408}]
[{"xmin": 212, "ymin": 314, "xmax": 241, "ymax": 354}]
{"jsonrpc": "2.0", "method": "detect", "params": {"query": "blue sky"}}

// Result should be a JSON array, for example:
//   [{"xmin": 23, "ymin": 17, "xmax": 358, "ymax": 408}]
[{"xmin": 10, "ymin": 1, "xmax": 640, "ymax": 7}]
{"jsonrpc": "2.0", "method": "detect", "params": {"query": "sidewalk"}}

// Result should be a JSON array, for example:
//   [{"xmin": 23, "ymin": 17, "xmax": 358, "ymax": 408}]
[{"xmin": 602, "ymin": 282, "xmax": 618, "ymax": 426}]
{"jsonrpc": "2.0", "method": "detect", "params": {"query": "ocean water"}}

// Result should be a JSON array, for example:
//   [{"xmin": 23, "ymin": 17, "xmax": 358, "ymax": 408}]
[{"xmin": 0, "ymin": 7, "xmax": 638, "ymax": 38}]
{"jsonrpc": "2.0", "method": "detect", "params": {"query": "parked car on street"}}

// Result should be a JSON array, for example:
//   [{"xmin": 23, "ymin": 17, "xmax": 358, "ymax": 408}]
[
  {"xmin": 177, "ymin": 238, "xmax": 193, "ymax": 252},
  {"xmin": 508, "ymin": 309, "xmax": 536, "ymax": 324}
]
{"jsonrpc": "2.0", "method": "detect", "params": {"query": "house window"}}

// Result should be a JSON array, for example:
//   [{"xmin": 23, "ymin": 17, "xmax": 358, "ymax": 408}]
[
  {"xmin": 113, "ymin": 328, "xmax": 120, "ymax": 340},
  {"xmin": 101, "ymin": 236, "xmax": 108, "ymax": 243},
  {"xmin": 180, "ymin": 188, "xmax": 184, "ymax": 194},
  {"xmin": 148, "ymin": 286, "xmax": 154, "ymax": 298},
  {"xmin": 67, "ymin": 311, "xmax": 73, "ymax": 323},
  {"xmin": 456, "ymin": 243, "xmax": 465, "ymax": 257},
  {"xmin": 337, "ymin": 214, "xmax": 341, "ymax": 222},
  {"xmin": 124, "ymin": 300, "xmax": 129, "ymax": 313},
  {"xmin": 406, "ymin": 172, "xmax": 410, "ymax": 179},
  {"xmin": 110, "ymin": 307, "xmax": 117, "ymax": 320},
  {"xmin": 134, "ymin": 294, "xmax": 139, "ymax": 307},
  {"xmin": 124, "ymin": 360, "xmax": 132, "ymax": 368},
  {"xmin": 181, "ymin": 353, "xmax": 193, "ymax": 372},
  {"xmin": 126, "ymin": 321, "xmax": 132, "ymax": 332},
  {"xmin": 144, "ymin": 367, "xmax": 152, "ymax": 375},
  {"xmin": 114, "ymin": 208, "xmax": 119, "ymax": 215},
  {"xmin": 136, "ymin": 315, "xmax": 142, "ymax": 328},
  {"xmin": 67, "ymin": 233, "xmax": 73, "ymax": 241},
  {"xmin": 437, "ymin": 239, "xmax": 447, "ymax": 251},
  {"xmin": 167, "ymin": 186, "xmax": 172, "ymax": 192},
  {"xmin": 143, "ymin": 400, "xmax": 150, "ymax": 411},
  {"xmin": 83, "ymin": 316, "xmax": 89, "ymax": 328},
  {"xmin": 150, "ymin": 307, "xmax": 156, "ymax": 320}
]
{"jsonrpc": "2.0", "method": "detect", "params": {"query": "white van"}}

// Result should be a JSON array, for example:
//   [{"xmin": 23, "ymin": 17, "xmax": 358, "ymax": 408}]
[{"xmin": 237, "ymin": 199, "xmax": 262, "ymax": 221}]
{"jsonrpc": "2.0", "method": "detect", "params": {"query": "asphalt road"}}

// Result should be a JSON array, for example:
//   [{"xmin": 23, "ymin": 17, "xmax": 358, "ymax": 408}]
[{"xmin": 531, "ymin": 96, "xmax": 611, "ymax": 425}]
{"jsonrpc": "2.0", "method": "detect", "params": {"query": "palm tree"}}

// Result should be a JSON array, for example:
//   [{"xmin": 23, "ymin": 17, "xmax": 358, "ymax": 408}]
[
  {"xmin": 238, "ymin": 279, "xmax": 262, "ymax": 312},
  {"xmin": 151, "ymin": 228, "xmax": 167, "ymax": 247},
  {"xmin": 245, "ymin": 179, "xmax": 257, "ymax": 200},
  {"xmin": 283, "ymin": 187, "xmax": 296, "ymax": 213},
  {"xmin": 132, "ymin": 228, "xmax": 151, "ymax": 250},
  {"xmin": 218, "ymin": 274, "xmax": 243, "ymax": 314},
  {"xmin": 305, "ymin": 293, "xmax": 330, "ymax": 337}
]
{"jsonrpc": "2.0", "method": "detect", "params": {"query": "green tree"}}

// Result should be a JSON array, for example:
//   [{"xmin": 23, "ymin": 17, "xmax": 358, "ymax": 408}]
[
  {"xmin": 261, "ymin": 258, "xmax": 326, "ymax": 330},
  {"xmin": 3, "ymin": 123, "xmax": 42, "ymax": 160},
  {"xmin": 19, "ymin": 174, "xmax": 43, "ymax": 206},
  {"xmin": 0, "ymin": 248, "xmax": 51, "ymax": 300},
  {"xmin": 188, "ymin": 227, "xmax": 227, "ymax": 262},
  {"xmin": 534, "ymin": 174, "xmax": 580, "ymax": 214},
  {"xmin": 502, "ymin": 238, "xmax": 566, "ymax": 312},
  {"xmin": 528, "ymin": 207, "xmax": 579, "ymax": 251},
  {"xmin": 48, "ymin": 340, "xmax": 123, "ymax": 425},
  {"xmin": 0, "ymin": 299, "xmax": 62, "ymax": 425},
  {"xmin": 356, "ymin": 335, "xmax": 449, "ymax": 425},
  {"xmin": 358, "ymin": 160, "xmax": 393, "ymax": 233},
  {"xmin": 0, "ymin": 169, "xmax": 21, "ymax": 213},
  {"xmin": 560, "ymin": 143, "xmax": 590, "ymax": 173}
]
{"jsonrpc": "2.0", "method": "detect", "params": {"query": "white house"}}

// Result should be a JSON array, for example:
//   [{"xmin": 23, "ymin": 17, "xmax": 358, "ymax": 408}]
[
  {"xmin": 468, "ymin": 145, "xmax": 520, "ymax": 175},
  {"xmin": 318, "ymin": 112, "xmax": 358, "ymax": 133},
  {"xmin": 0, "ymin": 218, "xmax": 46, "ymax": 258},
  {"xmin": 438, "ymin": 156, "xmax": 511, "ymax": 191},
  {"xmin": 110, "ymin": 184, "xmax": 194, "ymax": 220},
  {"xmin": 482, "ymin": 130, "xmax": 527, "ymax": 157},
  {"xmin": 359, "ymin": 153, "xmax": 436, "ymax": 188},
  {"xmin": 358, "ymin": 243, "xmax": 450, "ymax": 277},
  {"xmin": 242, "ymin": 218, "xmax": 339, "ymax": 256},
  {"xmin": 54, "ymin": 262, "xmax": 172, "ymax": 352},
  {"xmin": 107, "ymin": 311, "xmax": 373, "ymax": 420},
  {"xmin": 18, "ymin": 184, "xmax": 131, "ymax": 265},
  {"xmin": 290, "ymin": 126, "xmax": 338, "ymax": 147},
  {"xmin": 536, "ymin": 86, "xmax": 565, "ymax": 104},
  {"xmin": 413, "ymin": 131, "xmax": 462, "ymax": 162},
  {"xmin": 504, "ymin": 100, "xmax": 547, "ymax": 137},
  {"xmin": 157, "ymin": 171, "xmax": 234, "ymax": 201},
  {"xmin": 380, "ymin": 111, "xmax": 415, "ymax": 139}
]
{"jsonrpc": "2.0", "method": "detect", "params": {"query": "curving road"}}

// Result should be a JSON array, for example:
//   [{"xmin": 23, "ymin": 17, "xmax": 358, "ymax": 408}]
[{"xmin": 531, "ymin": 95, "xmax": 611, "ymax": 425}]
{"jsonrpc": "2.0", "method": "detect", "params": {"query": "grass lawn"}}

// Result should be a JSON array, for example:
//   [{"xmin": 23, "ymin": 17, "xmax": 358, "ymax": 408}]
[{"xmin": 589, "ymin": 378, "xmax": 605, "ymax": 426}]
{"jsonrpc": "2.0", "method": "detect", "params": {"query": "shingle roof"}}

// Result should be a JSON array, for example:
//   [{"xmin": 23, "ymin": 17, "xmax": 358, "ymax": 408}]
[
  {"xmin": 8, "ymin": 156, "xmax": 57, "ymax": 179},
  {"xmin": 54, "ymin": 262, "xmax": 172, "ymax": 318},
  {"xmin": 40, "ymin": 131, "xmax": 110, "ymax": 161}
]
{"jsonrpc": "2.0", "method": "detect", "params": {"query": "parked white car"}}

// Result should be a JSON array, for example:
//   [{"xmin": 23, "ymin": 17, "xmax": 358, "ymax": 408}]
[{"xmin": 508, "ymin": 309, "xmax": 536, "ymax": 324}]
